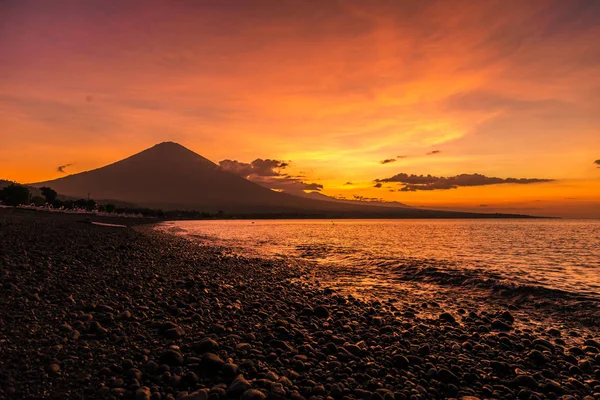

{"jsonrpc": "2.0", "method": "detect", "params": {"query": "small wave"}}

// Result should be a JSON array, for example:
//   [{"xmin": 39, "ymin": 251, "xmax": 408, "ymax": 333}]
[
  {"xmin": 393, "ymin": 263, "xmax": 598, "ymax": 300},
  {"xmin": 389, "ymin": 262, "xmax": 600, "ymax": 324}
]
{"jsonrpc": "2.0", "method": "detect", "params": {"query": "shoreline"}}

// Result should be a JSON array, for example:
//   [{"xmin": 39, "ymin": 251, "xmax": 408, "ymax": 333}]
[
  {"xmin": 158, "ymin": 221, "xmax": 600, "ymax": 334},
  {"xmin": 1, "ymin": 210, "xmax": 599, "ymax": 399}
]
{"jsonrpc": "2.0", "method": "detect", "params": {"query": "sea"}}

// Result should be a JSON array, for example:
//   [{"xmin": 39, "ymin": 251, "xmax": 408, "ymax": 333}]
[{"xmin": 157, "ymin": 219, "xmax": 600, "ymax": 310}]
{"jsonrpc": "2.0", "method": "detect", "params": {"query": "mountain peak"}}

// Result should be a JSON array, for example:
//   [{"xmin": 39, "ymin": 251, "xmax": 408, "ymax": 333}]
[
  {"xmin": 153, "ymin": 141, "xmax": 186, "ymax": 148},
  {"xmin": 148, "ymin": 141, "xmax": 192, "ymax": 153},
  {"xmin": 137, "ymin": 141, "xmax": 215, "ymax": 165}
]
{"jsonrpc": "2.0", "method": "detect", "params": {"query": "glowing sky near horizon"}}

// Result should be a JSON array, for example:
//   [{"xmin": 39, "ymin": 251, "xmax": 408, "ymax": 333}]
[{"xmin": 1, "ymin": 0, "xmax": 599, "ymax": 217}]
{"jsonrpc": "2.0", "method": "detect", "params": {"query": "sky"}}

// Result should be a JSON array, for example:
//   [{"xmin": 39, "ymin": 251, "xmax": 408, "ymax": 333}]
[{"xmin": 1, "ymin": 0, "xmax": 599, "ymax": 217}]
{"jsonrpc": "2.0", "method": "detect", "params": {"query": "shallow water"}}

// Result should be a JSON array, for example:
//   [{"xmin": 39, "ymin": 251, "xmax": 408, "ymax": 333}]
[{"xmin": 158, "ymin": 219, "xmax": 600, "ymax": 304}]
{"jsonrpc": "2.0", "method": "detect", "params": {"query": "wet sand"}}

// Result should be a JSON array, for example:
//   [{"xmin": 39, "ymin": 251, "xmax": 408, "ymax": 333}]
[{"xmin": 1, "ymin": 209, "xmax": 599, "ymax": 399}]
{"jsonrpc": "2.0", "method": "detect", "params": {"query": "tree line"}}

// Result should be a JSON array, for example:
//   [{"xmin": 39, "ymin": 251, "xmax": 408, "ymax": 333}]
[
  {"xmin": 0, "ymin": 183, "xmax": 155, "ymax": 215},
  {"xmin": 0, "ymin": 182, "xmax": 220, "ymax": 219}
]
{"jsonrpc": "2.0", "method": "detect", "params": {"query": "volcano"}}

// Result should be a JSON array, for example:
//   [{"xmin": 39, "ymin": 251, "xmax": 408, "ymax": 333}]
[{"xmin": 32, "ymin": 142, "xmax": 529, "ymax": 218}]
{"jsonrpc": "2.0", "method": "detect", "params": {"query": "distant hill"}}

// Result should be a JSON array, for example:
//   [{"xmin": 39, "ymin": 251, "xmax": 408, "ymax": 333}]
[
  {"xmin": 295, "ymin": 190, "xmax": 409, "ymax": 208},
  {"xmin": 31, "ymin": 142, "xmax": 533, "ymax": 218}
]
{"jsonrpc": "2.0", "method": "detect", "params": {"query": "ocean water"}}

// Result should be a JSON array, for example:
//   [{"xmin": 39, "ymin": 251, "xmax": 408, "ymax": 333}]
[{"xmin": 158, "ymin": 219, "xmax": 600, "ymax": 304}]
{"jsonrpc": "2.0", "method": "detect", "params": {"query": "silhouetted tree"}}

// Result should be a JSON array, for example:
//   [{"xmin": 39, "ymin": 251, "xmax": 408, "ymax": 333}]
[
  {"xmin": 30, "ymin": 196, "xmax": 46, "ymax": 206},
  {"xmin": 86, "ymin": 199, "xmax": 97, "ymax": 211},
  {"xmin": 105, "ymin": 204, "xmax": 116, "ymax": 213},
  {"xmin": 40, "ymin": 187, "xmax": 58, "ymax": 204},
  {"xmin": 0, "ymin": 184, "xmax": 30, "ymax": 206},
  {"xmin": 74, "ymin": 199, "xmax": 88, "ymax": 209}
]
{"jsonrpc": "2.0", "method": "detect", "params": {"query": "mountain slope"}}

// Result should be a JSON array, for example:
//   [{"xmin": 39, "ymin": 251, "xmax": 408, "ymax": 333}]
[{"xmin": 31, "ymin": 142, "xmax": 531, "ymax": 217}]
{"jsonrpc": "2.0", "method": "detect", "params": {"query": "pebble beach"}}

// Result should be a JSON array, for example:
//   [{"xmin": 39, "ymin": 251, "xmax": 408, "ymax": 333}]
[{"xmin": 1, "ymin": 209, "xmax": 599, "ymax": 400}]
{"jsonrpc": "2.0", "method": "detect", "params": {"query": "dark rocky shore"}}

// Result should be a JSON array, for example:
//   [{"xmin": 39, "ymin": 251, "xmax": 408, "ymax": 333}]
[{"xmin": 1, "ymin": 210, "xmax": 599, "ymax": 400}]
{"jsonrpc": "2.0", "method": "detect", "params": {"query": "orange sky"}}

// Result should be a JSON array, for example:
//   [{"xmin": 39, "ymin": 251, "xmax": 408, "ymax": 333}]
[{"xmin": 1, "ymin": 0, "xmax": 599, "ymax": 217}]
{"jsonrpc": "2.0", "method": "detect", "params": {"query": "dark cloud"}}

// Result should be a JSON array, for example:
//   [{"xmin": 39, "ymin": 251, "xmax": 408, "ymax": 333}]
[
  {"xmin": 375, "ymin": 173, "xmax": 553, "ymax": 192},
  {"xmin": 426, "ymin": 150, "xmax": 441, "ymax": 155},
  {"xmin": 380, "ymin": 158, "xmax": 396, "ymax": 164},
  {"xmin": 219, "ymin": 158, "xmax": 322, "ymax": 193},
  {"xmin": 344, "ymin": 181, "xmax": 353, "ymax": 185},
  {"xmin": 373, "ymin": 182, "xmax": 383, "ymax": 188},
  {"xmin": 594, "ymin": 159, "xmax": 600, "ymax": 168},
  {"xmin": 57, "ymin": 163, "xmax": 73, "ymax": 173},
  {"xmin": 219, "ymin": 158, "xmax": 288, "ymax": 177}
]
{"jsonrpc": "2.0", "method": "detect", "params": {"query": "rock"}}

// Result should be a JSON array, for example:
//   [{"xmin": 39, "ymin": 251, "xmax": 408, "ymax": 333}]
[
  {"xmin": 164, "ymin": 325, "xmax": 185, "ymax": 339},
  {"xmin": 228, "ymin": 377, "xmax": 252, "ymax": 397},
  {"xmin": 499, "ymin": 310, "xmax": 515, "ymax": 323},
  {"xmin": 158, "ymin": 349, "xmax": 184, "ymax": 366},
  {"xmin": 437, "ymin": 369, "xmax": 459, "ymax": 384},
  {"xmin": 117, "ymin": 310, "xmax": 132, "ymax": 320},
  {"xmin": 392, "ymin": 354, "xmax": 410, "ymax": 369},
  {"xmin": 126, "ymin": 368, "xmax": 143, "ymax": 381},
  {"xmin": 222, "ymin": 363, "xmax": 239, "ymax": 377},
  {"xmin": 312, "ymin": 385, "xmax": 327, "ymax": 396},
  {"xmin": 491, "ymin": 319, "xmax": 512, "ymax": 331},
  {"xmin": 542, "ymin": 380, "xmax": 565, "ymax": 394},
  {"xmin": 314, "ymin": 306, "xmax": 329, "ymax": 319},
  {"xmin": 47, "ymin": 363, "xmax": 61, "ymax": 375},
  {"xmin": 270, "ymin": 339, "xmax": 294, "ymax": 352},
  {"xmin": 439, "ymin": 312, "xmax": 456, "ymax": 323},
  {"xmin": 528, "ymin": 350, "xmax": 548, "ymax": 364},
  {"xmin": 532, "ymin": 338, "xmax": 555, "ymax": 352},
  {"xmin": 417, "ymin": 344, "xmax": 430, "ymax": 356},
  {"xmin": 491, "ymin": 361, "xmax": 510, "ymax": 376},
  {"xmin": 136, "ymin": 386, "xmax": 151, "ymax": 400},
  {"xmin": 192, "ymin": 338, "xmax": 219, "ymax": 353},
  {"xmin": 512, "ymin": 375, "xmax": 538, "ymax": 389},
  {"xmin": 241, "ymin": 389, "xmax": 266, "ymax": 400},
  {"xmin": 584, "ymin": 339, "xmax": 600, "ymax": 348},
  {"xmin": 183, "ymin": 390, "xmax": 209, "ymax": 400},
  {"xmin": 201, "ymin": 353, "xmax": 225, "ymax": 370}
]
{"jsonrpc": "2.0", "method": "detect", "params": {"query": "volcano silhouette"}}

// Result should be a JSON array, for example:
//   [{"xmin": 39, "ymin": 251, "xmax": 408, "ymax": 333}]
[{"xmin": 32, "ymin": 142, "xmax": 528, "ymax": 217}]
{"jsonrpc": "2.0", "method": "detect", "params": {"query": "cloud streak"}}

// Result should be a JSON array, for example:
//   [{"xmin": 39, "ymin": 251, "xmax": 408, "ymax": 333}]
[
  {"xmin": 380, "ymin": 158, "xmax": 396, "ymax": 164},
  {"xmin": 426, "ymin": 150, "xmax": 441, "ymax": 155},
  {"xmin": 375, "ymin": 173, "xmax": 553, "ymax": 191},
  {"xmin": 594, "ymin": 160, "xmax": 600, "ymax": 168},
  {"xmin": 57, "ymin": 163, "xmax": 73, "ymax": 173}
]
